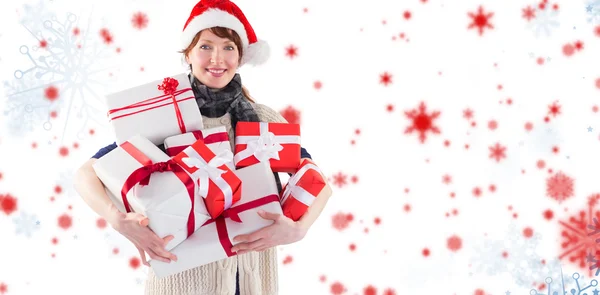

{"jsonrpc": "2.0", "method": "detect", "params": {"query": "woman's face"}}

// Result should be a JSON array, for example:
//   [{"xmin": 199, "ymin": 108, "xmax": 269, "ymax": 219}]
[{"xmin": 186, "ymin": 29, "xmax": 240, "ymax": 89}]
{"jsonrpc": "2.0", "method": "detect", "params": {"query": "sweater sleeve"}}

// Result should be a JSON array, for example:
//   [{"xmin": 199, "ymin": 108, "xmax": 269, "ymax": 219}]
[{"xmin": 91, "ymin": 142, "xmax": 117, "ymax": 159}]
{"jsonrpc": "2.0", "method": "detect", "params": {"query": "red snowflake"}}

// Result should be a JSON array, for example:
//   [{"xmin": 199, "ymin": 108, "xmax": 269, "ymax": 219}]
[
  {"xmin": 332, "ymin": 212, "xmax": 353, "ymax": 231},
  {"xmin": 100, "ymin": 28, "xmax": 113, "ymax": 44},
  {"xmin": 463, "ymin": 108, "xmax": 474, "ymax": 120},
  {"xmin": 447, "ymin": 235, "xmax": 462, "ymax": 252},
  {"xmin": 548, "ymin": 101, "xmax": 561, "ymax": 117},
  {"xmin": 364, "ymin": 285, "xmax": 377, "ymax": 295},
  {"xmin": 131, "ymin": 12, "xmax": 148, "ymax": 30},
  {"xmin": 546, "ymin": 171, "xmax": 574, "ymax": 203},
  {"xmin": 404, "ymin": 101, "xmax": 441, "ymax": 143},
  {"xmin": 282, "ymin": 255, "xmax": 293, "ymax": 264},
  {"xmin": 332, "ymin": 172, "xmax": 347, "ymax": 188},
  {"xmin": 379, "ymin": 72, "xmax": 392, "ymax": 86},
  {"xmin": 489, "ymin": 142, "xmax": 507, "ymax": 162},
  {"xmin": 58, "ymin": 213, "xmax": 73, "ymax": 230},
  {"xmin": 383, "ymin": 289, "xmax": 397, "ymax": 295},
  {"xmin": 280, "ymin": 105, "xmax": 301, "ymax": 125},
  {"xmin": 285, "ymin": 45, "xmax": 298, "ymax": 59},
  {"xmin": 129, "ymin": 257, "xmax": 141, "ymax": 269},
  {"xmin": 559, "ymin": 194, "xmax": 600, "ymax": 276},
  {"xmin": 331, "ymin": 282, "xmax": 346, "ymax": 295},
  {"xmin": 45, "ymin": 86, "xmax": 59, "ymax": 102},
  {"xmin": 467, "ymin": 6, "xmax": 494, "ymax": 36},
  {"xmin": 314, "ymin": 80, "xmax": 322, "ymax": 90},
  {"xmin": 0, "ymin": 194, "xmax": 18, "ymax": 215},
  {"xmin": 522, "ymin": 6, "xmax": 536, "ymax": 21},
  {"xmin": 0, "ymin": 282, "xmax": 7, "ymax": 294}
]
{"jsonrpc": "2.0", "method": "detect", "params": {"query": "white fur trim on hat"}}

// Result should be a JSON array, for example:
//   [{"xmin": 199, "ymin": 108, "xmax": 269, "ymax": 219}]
[
  {"xmin": 241, "ymin": 39, "xmax": 270, "ymax": 66},
  {"xmin": 180, "ymin": 8, "xmax": 249, "ymax": 50}
]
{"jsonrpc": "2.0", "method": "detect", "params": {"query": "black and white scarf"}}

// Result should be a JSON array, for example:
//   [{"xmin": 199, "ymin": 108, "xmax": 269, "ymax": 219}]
[{"xmin": 189, "ymin": 73, "xmax": 260, "ymax": 131}]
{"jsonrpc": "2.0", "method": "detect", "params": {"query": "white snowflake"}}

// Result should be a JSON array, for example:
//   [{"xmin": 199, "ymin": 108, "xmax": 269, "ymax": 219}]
[
  {"xmin": 526, "ymin": 6, "xmax": 560, "ymax": 37},
  {"xmin": 470, "ymin": 224, "xmax": 574, "ymax": 289},
  {"xmin": 18, "ymin": 0, "xmax": 56, "ymax": 33},
  {"xmin": 13, "ymin": 211, "xmax": 40, "ymax": 238},
  {"xmin": 3, "ymin": 4, "xmax": 115, "ymax": 144},
  {"xmin": 586, "ymin": 0, "xmax": 600, "ymax": 24}
]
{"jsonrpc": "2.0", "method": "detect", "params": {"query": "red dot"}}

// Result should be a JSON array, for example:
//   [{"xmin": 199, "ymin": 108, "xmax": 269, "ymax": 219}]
[
  {"xmin": 50, "ymin": 111, "xmax": 58, "ymax": 118},
  {"xmin": 403, "ymin": 11, "xmax": 412, "ymax": 20},
  {"xmin": 73, "ymin": 142, "xmax": 79, "ymax": 149},
  {"xmin": 112, "ymin": 248, "xmax": 119, "ymax": 255},
  {"xmin": 488, "ymin": 120, "xmax": 498, "ymax": 130},
  {"xmin": 346, "ymin": 213, "xmax": 354, "ymax": 221},
  {"xmin": 319, "ymin": 275, "xmax": 327, "ymax": 283},
  {"xmin": 44, "ymin": 86, "xmax": 59, "ymax": 101},
  {"xmin": 57, "ymin": 213, "xmax": 72, "ymax": 230},
  {"xmin": 59, "ymin": 147, "xmax": 69, "ymax": 157},
  {"xmin": 331, "ymin": 282, "xmax": 346, "ymax": 295},
  {"xmin": 404, "ymin": 204, "xmax": 411, "ymax": 212},
  {"xmin": 422, "ymin": 248, "xmax": 430, "ymax": 257},
  {"xmin": 502, "ymin": 251, "xmax": 508, "ymax": 258},
  {"xmin": 96, "ymin": 218, "xmax": 107, "ymax": 229},
  {"xmin": 595, "ymin": 78, "xmax": 600, "ymax": 89},
  {"xmin": 51, "ymin": 237, "xmax": 59, "ymax": 245},
  {"xmin": 54, "ymin": 185, "xmax": 62, "ymax": 194},
  {"xmin": 89, "ymin": 129, "xmax": 95, "ymax": 135},
  {"xmin": 537, "ymin": 160, "xmax": 546, "ymax": 169},
  {"xmin": 543, "ymin": 209, "xmax": 554, "ymax": 220},
  {"xmin": 525, "ymin": 122, "xmax": 533, "ymax": 131},
  {"xmin": 563, "ymin": 44, "xmax": 575, "ymax": 56},
  {"xmin": 0, "ymin": 194, "xmax": 18, "ymax": 215},
  {"xmin": 374, "ymin": 217, "xmax": 381, "ymax": 225},
  {"xmin": 474, "ymin": 288, "xmax": 486, "ymax": 295},
  {"xmin": 523, "ymin": 227, "xmax": 534, "ymax": 238},
  {"xmin": 129, "ymin": 257, "xmax": 141, "ymax": 269},
  {"xmin": 349, "ymin": 243, "xmax": 356, "ymax": 251},
  {"xmin": 447, "ymin": 235, "xmax": 462, "ymax": 252}
]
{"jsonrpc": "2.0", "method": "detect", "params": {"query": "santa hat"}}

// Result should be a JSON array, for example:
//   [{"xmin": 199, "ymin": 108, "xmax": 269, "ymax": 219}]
[{"xmin": 181, "ymin": 0, "xmax": 270, "ymax": 66}]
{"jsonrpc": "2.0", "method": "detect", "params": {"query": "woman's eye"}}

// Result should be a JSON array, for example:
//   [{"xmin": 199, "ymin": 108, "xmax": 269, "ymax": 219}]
[
  {"xmin": 225, "ymin": 46, "xmax": 235, "ymax": 50},
  {"xmin": 200, "ymin": 45, "xmax": 210, "ymax": 50}
]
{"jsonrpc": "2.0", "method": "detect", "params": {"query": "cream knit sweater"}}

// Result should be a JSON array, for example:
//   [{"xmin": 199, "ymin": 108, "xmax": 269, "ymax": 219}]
[{"xmin": 144, "ymin": 103, "xmax": 287, "ymax": 295}]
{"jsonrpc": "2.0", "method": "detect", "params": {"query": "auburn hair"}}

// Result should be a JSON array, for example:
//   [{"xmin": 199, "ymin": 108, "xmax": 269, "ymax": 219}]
[{"xmin": 180, "ymin": 27, "xmax": 255, "ymax": 103}]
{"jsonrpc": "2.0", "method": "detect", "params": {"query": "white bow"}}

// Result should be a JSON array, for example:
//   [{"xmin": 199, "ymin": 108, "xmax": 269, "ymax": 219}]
[
  {"xmin": 247, "ymin": 131, "xmax": 284, "ymax": 162},
  {"xmin": 181, "ymin": 150, "xmax": 233, "ymax": 198}
]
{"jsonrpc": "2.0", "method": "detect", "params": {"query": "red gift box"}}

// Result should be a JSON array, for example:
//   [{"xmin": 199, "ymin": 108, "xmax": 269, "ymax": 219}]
[
  {"xmin": 280, "ymin": 159, "xmax": 326, "ymax": 221},
  {"xmin": 171, "ymin": 139, "xmax": 241, "ymax": 219},
  {"xmin": 233, "ymin": 122, "xmax": 301, "ymax": 173}
]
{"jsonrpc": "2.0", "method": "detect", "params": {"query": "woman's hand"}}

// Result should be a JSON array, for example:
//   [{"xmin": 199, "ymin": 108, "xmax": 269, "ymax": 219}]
[
  {"xmin": 110, "ymin": 211, "xmax": 178, "ymax": 266},
  {"xmin": 231, "ymin": 210, "xmax": 307, "ymax": 255}
]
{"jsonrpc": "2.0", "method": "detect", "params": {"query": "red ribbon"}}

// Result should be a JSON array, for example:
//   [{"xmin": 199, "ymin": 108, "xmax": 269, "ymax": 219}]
[
  {"xmin": 165, "ymin": 130, "xmax": 230, "ymax": 157},
  {"xmin": 201, "ymin": 194, "xmax": 280, "ymax": 257},
  {"xmin": 119, "ymin": 141, "xmax": 197, "ymax": 238},
  {"xmin": 107, "ymin": 77, "xmax": 193, "ymax": 134}
]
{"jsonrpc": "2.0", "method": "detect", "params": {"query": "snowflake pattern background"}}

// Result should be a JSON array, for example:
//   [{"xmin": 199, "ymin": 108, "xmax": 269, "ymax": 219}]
[{"xmin": 0, "ymin": 0, "xmax": 599, "ymax": 294}]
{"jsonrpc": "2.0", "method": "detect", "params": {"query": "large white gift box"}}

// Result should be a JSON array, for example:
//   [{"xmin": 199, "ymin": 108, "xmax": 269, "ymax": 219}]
[
  {"xmin": 92, "ymin": 134, "xmax": 211, "ymax": 251},
  {"xmin": 149, "ymin": 162, "xmax": 283, "ymax": 279},
  {"xmin": 105, "ymin": 73, "xmax": 204, "ymax": 145}
]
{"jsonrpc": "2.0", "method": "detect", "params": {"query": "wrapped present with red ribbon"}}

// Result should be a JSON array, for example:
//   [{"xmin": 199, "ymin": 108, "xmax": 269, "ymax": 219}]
[
  {"xmin": 92, "ymin": 134, "xmax": 211, "ymax": 251},
  {"xmin": 280, "ymin": 158, "xmax": 327, "ymax": 221},
  {"xmin": 171, "ymin": 138, "xmax": 241, "ymax": 219},
  {"xmin": 164, "ymin": 127, "xmax": 233, "ymax": 169},
  {"xmin": 105, "ymin": 73, "xmax": 204, "ymax": 146},
  {"xmin": 149, "ymin": 162, "xmax": 283, "ymax": 278},
  {"xmin": 233, "ymin": 122, "xmax": 301, "ymax": 173}
]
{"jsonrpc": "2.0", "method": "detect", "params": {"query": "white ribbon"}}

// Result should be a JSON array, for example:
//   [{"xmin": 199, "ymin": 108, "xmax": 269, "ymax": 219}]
[
  {"xmin": 181, "ymin": 148, "xmax": 235, "ymax": 210},
  {"xmin": 234, "ymin": 122, "xmax": 301, "ymax": 165},
  {"xmin": 280, "ymin": 163, "xmax": 324, "ymax": 207}
]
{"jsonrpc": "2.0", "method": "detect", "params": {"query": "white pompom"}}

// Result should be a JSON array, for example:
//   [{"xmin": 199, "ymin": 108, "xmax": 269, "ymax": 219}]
[{"xmin": 241, "ymin": 40, "xmax": 270, "ymax": 66}]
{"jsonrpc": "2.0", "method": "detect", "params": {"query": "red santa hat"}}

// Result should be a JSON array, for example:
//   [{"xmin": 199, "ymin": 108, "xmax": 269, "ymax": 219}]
[{"xmin": 181, "ymin": 0, "xmax": 270, "ymax": 66}]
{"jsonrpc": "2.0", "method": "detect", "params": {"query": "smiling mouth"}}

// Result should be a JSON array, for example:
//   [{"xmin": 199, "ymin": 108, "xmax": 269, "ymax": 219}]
[{"xmin": 206, "ymin": 68, "xmax": 226, "ymax": 74}]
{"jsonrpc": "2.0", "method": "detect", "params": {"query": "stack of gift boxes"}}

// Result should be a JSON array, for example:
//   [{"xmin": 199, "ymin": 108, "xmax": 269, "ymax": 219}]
[{"xmin": 92, "ymin": 73, "xmax": 327, "ymax": 278}]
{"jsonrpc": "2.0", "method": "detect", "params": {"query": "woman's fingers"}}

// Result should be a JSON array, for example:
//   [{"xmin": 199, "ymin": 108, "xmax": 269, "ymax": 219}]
[
  {"xmin": 136, "ymin": 246, "xmax": 150, "ymax": 267},
  {"xmin": 232, "ymin": 239, "xmax": 265, "ymax": 253},
  {"xmin": 145, "ymin": 247, "xmax": 172, "ymax": 263}
]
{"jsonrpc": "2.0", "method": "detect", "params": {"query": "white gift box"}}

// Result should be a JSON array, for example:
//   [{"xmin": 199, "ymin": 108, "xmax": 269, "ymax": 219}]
[
  {"xmin": 149, "ymin": 162, "xmax": 283, "ymax": 279},
  {"xmin": 163, "ymin": 126, "xmax": 234, "ymax": 170},
  {"xmin": 105, "ymin": 73, "xmax": 204, "ymax": 146},
  {"xmin": 92, "ymin": 134, "xmax": 211, "ymax": 251}
]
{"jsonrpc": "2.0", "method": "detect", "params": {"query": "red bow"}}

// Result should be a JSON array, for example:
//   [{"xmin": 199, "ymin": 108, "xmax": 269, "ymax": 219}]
[{"xmin": 157, "ymin": 77, "xmax": 179, "ymax": 95}]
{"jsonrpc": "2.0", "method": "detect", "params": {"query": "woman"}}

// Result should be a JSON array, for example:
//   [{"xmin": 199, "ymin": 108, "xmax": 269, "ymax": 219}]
[{"xmin": 73, "ymin": 1, "xmax": 332, "ymax": 294}]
